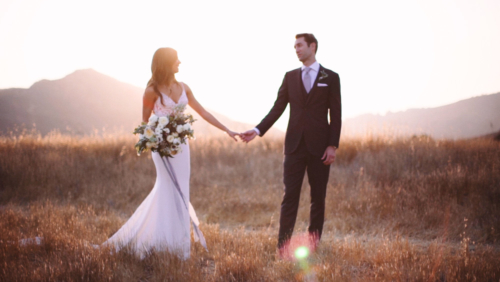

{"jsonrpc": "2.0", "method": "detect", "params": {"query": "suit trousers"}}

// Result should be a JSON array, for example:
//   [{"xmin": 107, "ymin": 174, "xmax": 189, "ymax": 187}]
[{"xmin": 277, "ymin": 137, "xmax": 331, "ymax": 249}]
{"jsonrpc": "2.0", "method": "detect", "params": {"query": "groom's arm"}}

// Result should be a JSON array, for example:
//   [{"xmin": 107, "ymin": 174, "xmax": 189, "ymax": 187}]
[
  {"xmin": 328, "ymin": 72, "xmax": 342, "ymax": 148},
  {"xmin": 255, "ymin": 73, "xmax": 290, "ymax": 137}
]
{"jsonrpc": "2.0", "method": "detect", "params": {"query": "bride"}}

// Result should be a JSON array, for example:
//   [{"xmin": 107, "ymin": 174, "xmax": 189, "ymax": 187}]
[{"xmin": 101, "ymin": 47, "xmax": 239, "ymax": 259}]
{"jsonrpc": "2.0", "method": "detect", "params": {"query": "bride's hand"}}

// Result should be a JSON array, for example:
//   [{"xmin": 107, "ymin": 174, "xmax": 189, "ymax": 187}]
[{"xmin": 225, "ymin": 129, "xmax": 240, "ymax": 142}]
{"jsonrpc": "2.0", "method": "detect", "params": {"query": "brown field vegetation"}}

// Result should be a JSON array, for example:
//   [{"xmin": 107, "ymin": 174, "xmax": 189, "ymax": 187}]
[{"xmin": 0, "ymin": 131, "xmax": 499, "ymax": 281}]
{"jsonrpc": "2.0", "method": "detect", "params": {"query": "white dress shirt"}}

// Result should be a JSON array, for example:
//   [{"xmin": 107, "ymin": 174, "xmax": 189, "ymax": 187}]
[{"xmin": 253, "ymin": 61, "xmax": 320, "ymax": 136}]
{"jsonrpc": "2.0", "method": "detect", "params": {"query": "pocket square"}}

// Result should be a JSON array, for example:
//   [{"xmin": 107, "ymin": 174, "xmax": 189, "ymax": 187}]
[{"xmin": 317, "ymin": 83, "xmax": 328, "ymax": 87}]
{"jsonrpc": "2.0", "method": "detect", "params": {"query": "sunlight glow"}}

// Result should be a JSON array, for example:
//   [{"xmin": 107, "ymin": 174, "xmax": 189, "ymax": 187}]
[
  {"xmin": 1, "ymin": 0, "xmax": 500, "ymax": 130},
  {"xmin": 294, "ymin": 246, "xmax": 310, "ymax": 260}
]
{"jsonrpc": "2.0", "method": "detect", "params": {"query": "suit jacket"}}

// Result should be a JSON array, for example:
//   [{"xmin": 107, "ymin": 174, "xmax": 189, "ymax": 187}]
[{"xmin": 256, "ymin": 65, "xmax": 341, "ymax": 156}]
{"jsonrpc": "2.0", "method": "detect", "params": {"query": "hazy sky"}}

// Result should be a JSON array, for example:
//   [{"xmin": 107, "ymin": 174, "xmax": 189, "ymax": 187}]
[{"xmin": 1, "ymin": 0, "xmax": 499, "ymax": 130}]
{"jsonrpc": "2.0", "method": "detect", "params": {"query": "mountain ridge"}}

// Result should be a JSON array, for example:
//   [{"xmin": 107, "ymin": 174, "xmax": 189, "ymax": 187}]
[
  {"xmin": 0, "ymin": 69, "xmax": 270, "ymax": 137},
  {"xmin": 342, "ymin": 92, "xmax": 500, "ymax": 139}
]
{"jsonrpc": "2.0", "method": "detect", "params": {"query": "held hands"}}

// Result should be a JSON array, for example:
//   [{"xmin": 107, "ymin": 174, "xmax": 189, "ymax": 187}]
[
  {"xmin": 240, "ymin": 129, "xmax": 258, "ymax": 143},
  {"xmin": 322, "ymin": 146, "xmax": 337, "ymax": 165},
  {"xmin": 225, "ymin": 129, "xmax": 240, "ymax": 142}
]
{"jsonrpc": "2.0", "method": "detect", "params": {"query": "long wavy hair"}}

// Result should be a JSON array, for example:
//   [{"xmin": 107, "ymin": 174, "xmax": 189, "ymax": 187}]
[{"xmin": 147, "ymin": 47, "xmax": 178, "ymax": 106}]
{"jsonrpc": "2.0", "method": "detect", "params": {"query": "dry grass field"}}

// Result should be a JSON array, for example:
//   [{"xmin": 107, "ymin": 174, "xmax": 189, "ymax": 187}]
[{"xmin": 1, "ymin": 131, "xmax": 499, "ymax": 281}]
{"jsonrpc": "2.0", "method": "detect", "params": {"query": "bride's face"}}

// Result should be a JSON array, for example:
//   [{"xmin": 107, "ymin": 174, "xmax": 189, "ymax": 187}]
[{"xmin": 172, "ymin": 59, "xmax": 181, "ymax": 73}]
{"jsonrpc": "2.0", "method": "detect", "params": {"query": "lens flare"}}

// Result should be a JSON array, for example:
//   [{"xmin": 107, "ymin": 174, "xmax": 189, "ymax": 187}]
[{"xmin": 294, "ymin": 246, "xmax": 309, "ymax": 260}]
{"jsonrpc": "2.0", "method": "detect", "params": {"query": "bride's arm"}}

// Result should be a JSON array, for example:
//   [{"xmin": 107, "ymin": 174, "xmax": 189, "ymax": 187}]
[
  {"xmin": 142, "ymin": 86, "xmax": 157, "ymax": 123},
  {"xmin": 184, "ymin": 83, "xmax": 239, "ymax": 141}
]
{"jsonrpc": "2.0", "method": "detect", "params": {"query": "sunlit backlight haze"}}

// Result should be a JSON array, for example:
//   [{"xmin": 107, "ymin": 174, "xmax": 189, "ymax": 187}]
[{"xmin": 1, "ymin": 0, "xmax": 500, "ymax": 130}]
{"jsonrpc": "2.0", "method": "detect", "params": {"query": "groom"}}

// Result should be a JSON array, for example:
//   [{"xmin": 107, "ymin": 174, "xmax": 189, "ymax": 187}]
[{"xmin": 241, "ymin": 33, "xmax": 341, "ymax": 252}]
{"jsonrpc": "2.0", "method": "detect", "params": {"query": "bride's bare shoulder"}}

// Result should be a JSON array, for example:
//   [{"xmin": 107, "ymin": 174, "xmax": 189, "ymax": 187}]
[
  {"xmin": 143, "ymin": 85, "xmax": 157, "ymax": 101},
  {"xmin": 181, "ymin": 82, "xmax": 193, "ymax": 94}
]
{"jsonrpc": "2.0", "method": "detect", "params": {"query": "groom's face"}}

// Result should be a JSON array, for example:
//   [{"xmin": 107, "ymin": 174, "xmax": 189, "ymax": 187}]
[{"xmin": 294, "ymin": 37, "xmax": 315, "ymax": 63}]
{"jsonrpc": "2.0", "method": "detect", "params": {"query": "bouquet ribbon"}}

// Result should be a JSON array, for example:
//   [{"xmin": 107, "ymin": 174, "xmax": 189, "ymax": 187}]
[{"xmin": 161, "ymin": 157, "xmax": 208, "ymax": 251}]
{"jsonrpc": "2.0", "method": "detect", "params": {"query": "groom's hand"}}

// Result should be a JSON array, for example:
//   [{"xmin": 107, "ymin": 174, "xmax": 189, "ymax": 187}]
[
  {"xmin": 322, "ymin": 146, "xmax": 337, "ymax": 165},
  {"xmin": 241, "ymin": 130, "xmax": 257, "ymax": 143}
]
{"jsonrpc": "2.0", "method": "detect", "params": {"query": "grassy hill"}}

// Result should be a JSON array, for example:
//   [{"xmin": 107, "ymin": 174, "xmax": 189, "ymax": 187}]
[{"xmin": 0, "ymin": 133, "xmax": 499, "ymax": 280}]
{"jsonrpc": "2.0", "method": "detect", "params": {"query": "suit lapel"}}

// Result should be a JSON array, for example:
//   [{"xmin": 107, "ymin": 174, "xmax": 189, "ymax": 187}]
[
  {"xmin": 305, "ymin": 65, "xmax": 323, "ymax": 104},
  {"xmin": 296, "ymin": 68, "xmax": 308, "ymax": 104}
]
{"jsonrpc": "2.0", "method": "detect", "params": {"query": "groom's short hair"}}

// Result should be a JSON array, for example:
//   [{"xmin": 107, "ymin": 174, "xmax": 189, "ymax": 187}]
[{"xmin": 296, "ymin": 33, "xmax": 318, "ymax": 54}]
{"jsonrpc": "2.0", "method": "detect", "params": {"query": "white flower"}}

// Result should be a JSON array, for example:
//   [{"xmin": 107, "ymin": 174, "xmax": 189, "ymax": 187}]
[
  {"xmin": 167, "ymin": 135, "xmax": 175, "ymax": 143},
  {"xmin": 183, "ymin": 123, "xmax": 191, "ymax": 131},
  {"xmin": 148, "ymin": 115, "xmax": 158, "ymax": 126},
  {"xmin": 173, "ymin": 132, "xmax": 179, "ymax": 137},
  {"xmin": 163, "ymin": 128, "xmax": 170, "ymax": 134},
  {"xmin": 139, "ymin": 134, "xmax": 145, "ymax": 140},
  {"xmin": 176, "ymin": 125, "xmax": 184, "ymax": 133},
  {"xmin": 144, "ymin": 127, "xmax": 154, "ymax": 139},
  {"xmin": 148, "ymin": 114, "xmax": 159, "ymax": 123},
  {"xmin": 173, "ymin": 137, "xmax": 181, "ymax": 145},
  {"xmin": 158, "ymin": 116, "xmax": 169, "ymax": 127},
  {"xmin": 155, "ymin": 128, "xmax": 163, "ymax": 141}
]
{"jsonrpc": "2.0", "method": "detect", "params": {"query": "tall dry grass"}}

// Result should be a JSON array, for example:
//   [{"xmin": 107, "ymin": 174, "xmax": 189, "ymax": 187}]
[{"xmin": 0, "ymin": 131, "xmax": 499, "ymax": 281}]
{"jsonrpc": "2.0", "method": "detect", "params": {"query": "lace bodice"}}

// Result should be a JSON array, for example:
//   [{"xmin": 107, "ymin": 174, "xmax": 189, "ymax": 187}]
[{"xmin": 153, "ymin": 83, "xmax": 189, "ymax": 117}]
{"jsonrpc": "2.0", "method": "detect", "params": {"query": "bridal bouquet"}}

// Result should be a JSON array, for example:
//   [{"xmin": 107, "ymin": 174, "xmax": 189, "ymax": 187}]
[{"xmin": 133, "ymin": 105, "xmax": 195, "ymax": 158}]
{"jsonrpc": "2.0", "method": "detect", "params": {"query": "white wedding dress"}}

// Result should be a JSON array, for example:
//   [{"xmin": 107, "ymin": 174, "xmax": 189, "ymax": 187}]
[{"xmin": 102, "ymin": 83, "xmax": 205, "ymax": 259}]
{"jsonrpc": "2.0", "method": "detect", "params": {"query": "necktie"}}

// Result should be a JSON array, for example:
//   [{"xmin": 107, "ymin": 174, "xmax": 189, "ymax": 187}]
[{"xmin": 303, "ymin": 67, "xmax": 311, "ymax": 93}]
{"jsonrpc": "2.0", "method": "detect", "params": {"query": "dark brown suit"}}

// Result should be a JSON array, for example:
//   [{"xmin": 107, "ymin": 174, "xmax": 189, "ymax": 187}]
[{"xmin": 256, "ymin": 65, "xmax": 341, "ymax": 248}]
